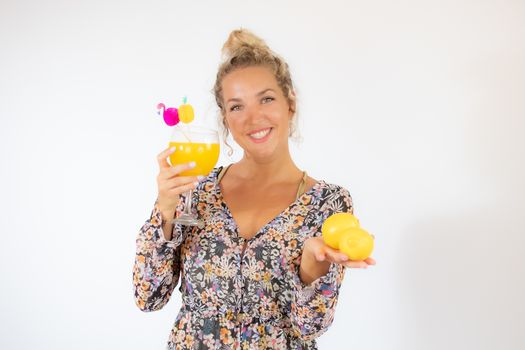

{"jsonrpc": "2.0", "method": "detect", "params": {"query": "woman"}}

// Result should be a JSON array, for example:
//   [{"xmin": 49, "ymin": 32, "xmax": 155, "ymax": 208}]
[{"xmin": 133, "ymin": 29, "xmax": 376, "ymax": 349}]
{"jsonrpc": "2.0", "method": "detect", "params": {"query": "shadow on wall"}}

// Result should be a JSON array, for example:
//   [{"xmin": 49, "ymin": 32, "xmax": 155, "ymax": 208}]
[{"xmin": 395, "ymin": 202, "xmax": 524, "ymax": 350}]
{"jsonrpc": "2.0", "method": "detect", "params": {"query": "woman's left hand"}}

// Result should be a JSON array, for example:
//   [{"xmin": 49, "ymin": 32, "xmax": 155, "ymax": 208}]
[{"xmin": 303, "ymin": 236, "xmax": 376, "ymax": 269}]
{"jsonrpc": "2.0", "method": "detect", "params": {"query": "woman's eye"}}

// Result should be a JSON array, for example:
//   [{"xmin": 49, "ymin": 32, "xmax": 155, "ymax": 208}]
[
  {"xmin": 262, "ymin": 96, "xmax": 274, "ymax": 104},
  {"xmin": 230, "ymin": 105, "xmax": 241, "ymax": 112}
]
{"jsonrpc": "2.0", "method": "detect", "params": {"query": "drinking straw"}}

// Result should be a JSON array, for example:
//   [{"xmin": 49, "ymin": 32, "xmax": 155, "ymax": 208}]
[
  {"xmin": 180, "ymin": 97, "xmax": 192, "ymax": 143},
  {"xmin": 180, "ymin": 125, "xmax": 193, "ymax": 143}
]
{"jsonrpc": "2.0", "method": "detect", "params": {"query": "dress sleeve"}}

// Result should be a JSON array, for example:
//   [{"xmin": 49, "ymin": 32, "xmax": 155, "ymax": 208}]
[
  {"xmin": 289, "ymin": 187, "xmax": 353, "ymax": 340},
  {"xmin": 132, "ymin": 196, "xmax": 188, "ymax": 312}
]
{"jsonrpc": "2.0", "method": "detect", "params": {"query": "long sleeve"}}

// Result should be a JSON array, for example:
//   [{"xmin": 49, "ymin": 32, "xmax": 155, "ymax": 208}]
[
  {"xmin": 132, "ymin": 199, "xmax": 187, "ymax": 312},
  {"xmin": 290, "ymin": 260, "xmax": 346, "ymax": 340},
  {"xmin": 289, "ymin": 187, "xmax": 353, "ymax": 340}
]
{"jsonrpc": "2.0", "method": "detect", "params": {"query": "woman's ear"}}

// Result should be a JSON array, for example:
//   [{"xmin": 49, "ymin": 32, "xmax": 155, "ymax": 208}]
[
  {"xmin": 288, "ymin": 91, "xmax": 297, "ymax": 116},
  {"xmin": 222, "ymin": 113, "xmax": 230, "ymax": 133}
]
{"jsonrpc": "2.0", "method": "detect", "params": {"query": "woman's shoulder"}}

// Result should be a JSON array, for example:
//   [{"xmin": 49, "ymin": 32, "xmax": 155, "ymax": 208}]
[
  {"xmin": 200, "ymin": 165, "xmax": 229, "ymax": 184},
  {"xmin": 315, "ymin": 179, "xmax": 352, "ymax": 199},
  {"xmin": 207, "ymin": 166, "xmax": 223, "ymax": 180},
  {"xmin": 197, "ymin": 164, "xmax": 234, "ymax": 192},
  {"xmin": 313, "ymin": 180, "xmax": 354, "ymax": 214}
]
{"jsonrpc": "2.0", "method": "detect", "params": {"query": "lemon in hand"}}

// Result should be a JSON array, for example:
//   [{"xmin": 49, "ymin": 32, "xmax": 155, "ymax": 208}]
[
  {"xmin": 322, "ymin": 213, "xmax": 360, "ymax": 249},
  {"xmin": 339, "ymin": 228, "xmax": 374, "ymax": 261}
]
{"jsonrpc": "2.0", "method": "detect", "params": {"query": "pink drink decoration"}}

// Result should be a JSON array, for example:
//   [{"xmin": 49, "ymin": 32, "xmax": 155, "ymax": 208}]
[
  {"xmin": 157, "ymin": 103, "xmax": 180, "ymax": 126},
  {"xmin": 163, "ymin": 107, "xmax": 179, "ymax": 126}
]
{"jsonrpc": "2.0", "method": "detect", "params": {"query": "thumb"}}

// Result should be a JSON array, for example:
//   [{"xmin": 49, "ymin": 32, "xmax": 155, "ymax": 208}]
[{"xmin": 316, "ymin": 248, "xmax": 326, "ymax": 262}]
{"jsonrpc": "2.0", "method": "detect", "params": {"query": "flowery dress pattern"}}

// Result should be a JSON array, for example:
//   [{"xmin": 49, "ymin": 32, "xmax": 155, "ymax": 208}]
[{"xmin": 133, "ymin": 166, "xmax": 354, "ymax": 349}]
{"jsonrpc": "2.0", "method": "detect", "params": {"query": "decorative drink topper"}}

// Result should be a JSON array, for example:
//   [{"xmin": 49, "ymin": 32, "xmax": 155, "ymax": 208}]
[{"xmin": 156, "ymin": 97, "xmax": 195, "ymax": 126}]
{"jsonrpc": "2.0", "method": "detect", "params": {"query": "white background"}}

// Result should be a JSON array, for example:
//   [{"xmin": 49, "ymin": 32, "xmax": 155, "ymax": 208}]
[{"xmin": 1, "ymin": 0, "xmax": 524, "ymax": 349}]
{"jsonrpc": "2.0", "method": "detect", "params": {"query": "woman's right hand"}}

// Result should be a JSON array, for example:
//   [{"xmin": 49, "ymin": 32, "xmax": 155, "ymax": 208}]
[{"xmin": 156, "ymin": 147, "xmax": 201, "ymax": 221}]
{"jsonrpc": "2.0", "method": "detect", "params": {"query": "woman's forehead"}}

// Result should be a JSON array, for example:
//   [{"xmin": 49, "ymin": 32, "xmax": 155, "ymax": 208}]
[{"xmin": 222, "ymin": 66, "xmax": 280, "ymax": 98}]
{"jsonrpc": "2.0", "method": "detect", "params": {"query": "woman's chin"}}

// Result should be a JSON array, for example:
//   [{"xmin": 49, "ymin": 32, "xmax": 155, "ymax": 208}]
[{"xmin": 237, "ymin": 134, "xmax": 288, "ymax": 162}]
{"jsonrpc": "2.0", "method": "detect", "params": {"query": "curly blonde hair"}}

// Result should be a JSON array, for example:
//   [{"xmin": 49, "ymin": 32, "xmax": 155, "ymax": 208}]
[{"xmin": 213, "ymin": 29, "xmax": 298, "ymax": 154}]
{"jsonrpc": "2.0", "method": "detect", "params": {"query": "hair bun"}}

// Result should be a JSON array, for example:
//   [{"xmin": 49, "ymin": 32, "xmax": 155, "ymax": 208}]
[{"xmin": 221, "ymin": 28, "xmax": 271, "ymax": 61}]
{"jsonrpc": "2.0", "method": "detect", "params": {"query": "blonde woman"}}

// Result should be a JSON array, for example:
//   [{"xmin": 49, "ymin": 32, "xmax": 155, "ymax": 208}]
[{"xmin": 133, "ymin": 29, "xmax": 376, "ymax": 349}]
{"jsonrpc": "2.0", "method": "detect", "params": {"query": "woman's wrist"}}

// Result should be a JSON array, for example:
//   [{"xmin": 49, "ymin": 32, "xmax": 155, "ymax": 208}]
[
  {"xmin": 156, "ymin": 202, "xmax": 176, "ymax": 223},
  {"xmin": 160, "ymin": 212, "xmax": 175, "ymax": 241}
]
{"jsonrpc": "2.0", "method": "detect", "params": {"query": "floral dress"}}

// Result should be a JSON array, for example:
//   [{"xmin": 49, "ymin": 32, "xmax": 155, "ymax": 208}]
[{"xmin": 133, "ymin": 166, "xmax": 354, "ymax": 349}]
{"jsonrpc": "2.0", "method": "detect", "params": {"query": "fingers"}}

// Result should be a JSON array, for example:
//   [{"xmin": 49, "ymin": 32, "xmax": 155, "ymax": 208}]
[
  {"xmin": 322, "ymin": 246, "xmax": 376, "ymax": 269},
  {"xmin": 308, "ymin": 237, "xmax": 376, "ymax": 269},
  {"xmin": 158, "ymin": 161, "xmax": 197, "ymax": 182},
  {"xmin": 165, "ymin": 175, "xmax": 200, "ymax": 191},
  {"xmin": 167, "ymin": 162, "xmax": 197, "ymax": 178},
  {"xmin": 157, "ymin": 147, "xmax": 175, "ymax": 169},
  {"xmin": 156, "ymin": 144, "xmax": 205, "ymax": 209},
  {"xmin": 321, "ymin": 247, "xmax": 349, "ymax": 264},
  {"xmin": 158, "ymin": 173, "xmax": 201, "ymax": 196},
  {"xmin": 343, "ymin": 256, "xmax": 377, "ymax": 269},
  {"xmin": 166, "ymin": 179, "xmax": 200, "ymax": 196},
  {"xmin": 315, "ymin": 248, "xmax": 326, "ymax": 262},
  {"xmin": 364, "ymin": 257, "xmax": 376, "ymax": 265},
  {"xmin": 343, "ymin": 260, "xmax": 370, "ymax": 269}
]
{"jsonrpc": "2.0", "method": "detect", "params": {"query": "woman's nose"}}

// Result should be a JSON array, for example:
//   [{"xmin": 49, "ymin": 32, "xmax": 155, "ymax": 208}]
[{"xmin": 245, "ymin": 104, "xmax": 263, "ymax": 122}]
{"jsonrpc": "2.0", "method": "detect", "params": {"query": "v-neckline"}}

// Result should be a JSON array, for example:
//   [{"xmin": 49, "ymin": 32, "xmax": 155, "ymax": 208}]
[{"xmin": 214, "ymin": 166, "xmax": 324, "ymax": 246}]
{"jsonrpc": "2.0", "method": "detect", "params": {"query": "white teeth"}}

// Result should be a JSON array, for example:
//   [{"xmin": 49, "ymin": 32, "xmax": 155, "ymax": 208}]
[{"xmin": 249, "ymin": 128, "xmax": 271, "ymax": 139}]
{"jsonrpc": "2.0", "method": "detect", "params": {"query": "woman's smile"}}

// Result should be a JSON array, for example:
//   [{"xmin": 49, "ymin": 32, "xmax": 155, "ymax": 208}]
[{"xmin": 247, "ymin": 127, "xmax": 273, "ymax": 143}]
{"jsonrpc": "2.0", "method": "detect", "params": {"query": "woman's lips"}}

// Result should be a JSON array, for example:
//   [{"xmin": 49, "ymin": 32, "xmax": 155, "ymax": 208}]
[{"xmin": 248, "ymin": 127, "xmax": 272, "ymax": 143}]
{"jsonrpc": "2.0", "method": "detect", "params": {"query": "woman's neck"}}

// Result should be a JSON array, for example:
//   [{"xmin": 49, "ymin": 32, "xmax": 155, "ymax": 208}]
[{"xmin": 233, "ymin": 151, "xmax": 302, "ymax": 184}]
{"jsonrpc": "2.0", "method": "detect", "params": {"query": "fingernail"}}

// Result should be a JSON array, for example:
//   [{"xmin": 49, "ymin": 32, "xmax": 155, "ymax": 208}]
[
  {"xmin": 340, "ymin": 255, "xmax": 348, "ymax": 261},
  {"xmin": 197, "ymin": 175, "xmax": 205, "ymax": 181},
  {"xmin": 189, "ymin": 162, "xmax": 196, "ymax": 168},
  {"xmin": 194, "ymin": 181, "xmax": 199, "ymax": 187},
  {"xmin": 170, "ymin": 147, "xmax": 176, "ymax": 152}
]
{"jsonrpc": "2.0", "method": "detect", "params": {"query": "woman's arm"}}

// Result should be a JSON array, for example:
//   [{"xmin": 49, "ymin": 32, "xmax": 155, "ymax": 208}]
[
  {"xmin": 290, "ymin": 259, "xmax": 346, "ymax": 341},
  {"xmin": 132, "ymin": 201, "xmax": 186, "ymax": 312},
  {"xmin": 290, "ymin": 186, "xmax": 374, "ymax": 340}
]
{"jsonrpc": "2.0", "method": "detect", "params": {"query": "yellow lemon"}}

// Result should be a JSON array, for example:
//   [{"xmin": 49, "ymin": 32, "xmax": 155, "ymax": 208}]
[
  {"xmin": 339, "ymin": 228, "xmax": 374, "ymax": 261},
  {"xmin": 179, "ymin": 103, "xmax": 194, "ymax": 123},
  {"xmin": 322, "ymin": 213, "xmax": 360, "ymax": 249}
]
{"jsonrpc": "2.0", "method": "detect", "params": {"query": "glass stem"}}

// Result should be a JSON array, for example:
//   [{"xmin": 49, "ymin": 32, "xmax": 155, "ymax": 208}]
[{"xmin": 183, "ymin": 190, "xmax": 193, "ymax": 215}]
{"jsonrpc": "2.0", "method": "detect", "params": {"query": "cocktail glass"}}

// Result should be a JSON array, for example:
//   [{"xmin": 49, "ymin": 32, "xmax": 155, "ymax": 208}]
[{"xmin": 169, "ymin": 126, "xmax": 220, "ymax": 227}]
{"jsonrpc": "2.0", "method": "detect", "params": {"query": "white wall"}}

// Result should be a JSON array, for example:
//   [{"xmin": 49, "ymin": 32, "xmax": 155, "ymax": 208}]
[{"xmin": 1, "ymin": 0, "xmax": 524, "ymax": 349}]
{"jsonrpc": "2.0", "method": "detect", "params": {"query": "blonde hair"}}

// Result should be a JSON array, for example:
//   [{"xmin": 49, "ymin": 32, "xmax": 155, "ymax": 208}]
[{"xmin": 213, "ymin": 29, "xmax": 298, "ymax": 154}]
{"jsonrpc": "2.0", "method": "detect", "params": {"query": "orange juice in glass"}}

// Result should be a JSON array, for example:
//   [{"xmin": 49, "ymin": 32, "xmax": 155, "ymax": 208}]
[
  {"xmin": 169, "ymin": 126, "xmax": 220, "ymax": 227},
  {"xmin": 168, "ymin": 142, "xmax": 220, "ymax": 176}
]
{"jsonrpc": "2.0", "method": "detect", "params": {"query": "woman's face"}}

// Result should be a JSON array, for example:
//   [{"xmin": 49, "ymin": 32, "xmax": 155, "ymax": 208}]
[{"xmin": 221, "ymin": 65, "xmax": 294, "ymax": 161}]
